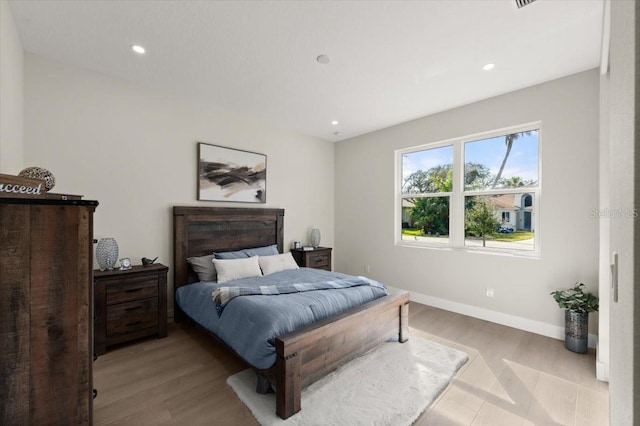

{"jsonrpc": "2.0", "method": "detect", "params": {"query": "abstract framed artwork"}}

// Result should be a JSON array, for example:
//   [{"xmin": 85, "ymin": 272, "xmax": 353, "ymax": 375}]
[{"xmin": 197, "ymin": 143, "xmax": 267, "ymax": 203}]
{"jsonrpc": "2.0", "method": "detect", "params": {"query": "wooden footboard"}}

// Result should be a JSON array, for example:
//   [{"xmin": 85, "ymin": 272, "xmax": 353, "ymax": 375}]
[{"xmin": 273, "ymin": 290, "xmax": 409, "ymax": 419}]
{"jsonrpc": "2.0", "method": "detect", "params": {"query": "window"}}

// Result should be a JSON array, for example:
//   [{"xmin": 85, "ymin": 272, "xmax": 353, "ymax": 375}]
[
  {"xmin": 401, "ymin": 145, "xmax": 452, "ymax": 245},
  {"xmin": 398, "ymin": 123, "xmax": 540, "ymax": 254}
]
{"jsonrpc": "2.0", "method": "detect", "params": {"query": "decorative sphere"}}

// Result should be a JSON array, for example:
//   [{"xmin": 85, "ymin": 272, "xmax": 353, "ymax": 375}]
[{"xmin": 19, "ymin": 167, "xmax": 56, "ymax": 191}]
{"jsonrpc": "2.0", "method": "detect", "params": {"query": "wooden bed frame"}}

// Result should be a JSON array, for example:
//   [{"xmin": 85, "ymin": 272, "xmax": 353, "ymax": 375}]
[{"xmin": 173, "ymin": 206, "xmax": 409, "ymax": 419}]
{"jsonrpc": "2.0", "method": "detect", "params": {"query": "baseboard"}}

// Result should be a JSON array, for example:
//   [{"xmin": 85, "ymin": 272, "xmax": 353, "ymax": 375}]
[
  {"xmin": 596, "ymin": 359, "xmax": 609, "ymax": 381},
  {"xmin": 394, "ymin": 287, "xmax": 597, "ymax": 349},
  {"xmin": 596, "ymin": 340, "xmax": 609, "ymax": 381}
]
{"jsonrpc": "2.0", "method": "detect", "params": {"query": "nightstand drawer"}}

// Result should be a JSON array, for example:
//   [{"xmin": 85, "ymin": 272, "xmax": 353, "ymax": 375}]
[
  {"xmin": 308, "ymin": 253, "xmax": 330, "ymax": 268},
  {"xmin": 291, "ymin": 247, "xmax": 332, "ymax": 271},
  {"xmin": 106, "ymin": 278, "xmax": 158, "ymax": 305},
  {"xmin": 106, "ymin": 298, "xmax": 158, "ymax": 337}
]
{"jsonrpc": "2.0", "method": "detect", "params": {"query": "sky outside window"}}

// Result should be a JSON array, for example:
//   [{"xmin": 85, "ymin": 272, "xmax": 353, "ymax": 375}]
[
  {"xmin": 464, "ymin": 130, "xmax": 539, "ymax": 190},
  {"xmin": 402, "ymin": 145, "xmax": 453, "ymax": 193}
]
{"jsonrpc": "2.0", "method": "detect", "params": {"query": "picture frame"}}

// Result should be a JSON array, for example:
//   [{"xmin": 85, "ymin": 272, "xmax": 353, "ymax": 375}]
[
  {"xmin": 119, "ymin": 258, "xmax": 132, "ymax": 270},
  {"xmin": 197, "ymin": 143, "xmax": 267, "ymax": 203}
]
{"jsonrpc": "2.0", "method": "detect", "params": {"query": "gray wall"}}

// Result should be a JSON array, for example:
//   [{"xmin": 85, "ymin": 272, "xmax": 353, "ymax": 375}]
[
  {"xmin": 23, "ymin": 54, "xmax": 335, "ymax": 313},
  {"xmin": 335, "ymin": 69, "xmax": 600, "ymax": 338},
  {"xmin": 0, "ymin": 0, "xmax": 23, "ymax": 173}
]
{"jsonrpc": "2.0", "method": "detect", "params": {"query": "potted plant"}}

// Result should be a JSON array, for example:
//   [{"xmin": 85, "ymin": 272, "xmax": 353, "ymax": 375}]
[{"xmin": 550, "ymin": 283, "xmax": 599, "ymax": 353}]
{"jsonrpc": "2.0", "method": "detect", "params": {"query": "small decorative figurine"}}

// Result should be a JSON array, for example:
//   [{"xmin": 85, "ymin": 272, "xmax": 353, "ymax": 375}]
[{"xmin": 141, "ymin": 256, "xmax": 158, "ymax": 266}]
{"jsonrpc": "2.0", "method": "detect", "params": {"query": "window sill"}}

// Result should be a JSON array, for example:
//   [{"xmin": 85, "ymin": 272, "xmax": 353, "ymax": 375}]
[{"xmin": 396, "ymin": 240, "xmax": 541, "ymax": 259}]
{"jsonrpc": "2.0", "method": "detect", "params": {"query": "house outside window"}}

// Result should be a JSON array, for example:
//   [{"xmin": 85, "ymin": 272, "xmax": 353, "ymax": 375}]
[{"xmin": 397, "ymin": 123, "xmax": 540, "ymax": 255}]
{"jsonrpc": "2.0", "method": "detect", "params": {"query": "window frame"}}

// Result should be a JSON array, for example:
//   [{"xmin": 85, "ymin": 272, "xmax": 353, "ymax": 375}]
[{"xmin": 396, "ymin": 121, "xmax": 542, "ymax": 257}]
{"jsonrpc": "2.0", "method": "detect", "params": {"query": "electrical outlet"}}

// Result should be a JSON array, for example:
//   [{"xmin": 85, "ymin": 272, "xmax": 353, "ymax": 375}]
[
  {"xmin": 486, "ymin": 288, "xmax": 494, "ymax": 298},
  {"xmin": 365, "ymin": 264, "xmax": 371, "ymax": 273}
]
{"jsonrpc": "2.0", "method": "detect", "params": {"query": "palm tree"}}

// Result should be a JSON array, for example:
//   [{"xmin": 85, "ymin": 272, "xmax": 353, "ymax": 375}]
[
  {"xmin": 491, "ymin": 131, "xmax": 531, "ymax": 189},
  {"xmin": 502, "ymin": 176, "xmax": 524, "ymax": 187}
]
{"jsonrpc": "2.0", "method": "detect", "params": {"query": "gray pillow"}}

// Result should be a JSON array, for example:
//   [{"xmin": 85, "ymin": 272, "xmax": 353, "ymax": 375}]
[
  {"xmin": 187, "ymin": 254, "xmax": 216, "ymax": 282},
  {"xmin": 214, "ymin": 244, "xmax": 279, "ymax": 259},
  {"xmin": 243, "ymin": 244, "xmax": 280, "ymax": 257},
  {"xmin": 214, "ymin": 250, "xmax": 248, "ymax": 260}
]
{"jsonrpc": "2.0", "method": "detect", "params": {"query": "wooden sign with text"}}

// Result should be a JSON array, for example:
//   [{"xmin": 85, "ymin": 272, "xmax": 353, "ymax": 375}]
[{"xmin": 0, "ymin": 173, "xmax": 46, "ymax": 198}]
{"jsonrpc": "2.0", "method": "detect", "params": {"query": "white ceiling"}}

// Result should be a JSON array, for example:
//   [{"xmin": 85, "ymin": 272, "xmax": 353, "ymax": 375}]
[{"xmin": 9, "ymin": 0, "xmax": 604, "ymax": 142}]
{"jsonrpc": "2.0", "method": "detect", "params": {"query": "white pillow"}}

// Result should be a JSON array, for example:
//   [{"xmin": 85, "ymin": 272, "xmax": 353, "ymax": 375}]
[
  {"xmin": 259, "ymin": 252, "xmax": 300, "ymax": 276},
  {"xmin": 213, "ymin": 256, "xmax": 262, "ymax": 283}
]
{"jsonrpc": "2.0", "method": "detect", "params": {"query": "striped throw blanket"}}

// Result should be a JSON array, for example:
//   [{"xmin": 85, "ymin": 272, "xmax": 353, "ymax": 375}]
[{"xmin": 212, "ymin": 276, "xmax": 380, "ymax": 316}]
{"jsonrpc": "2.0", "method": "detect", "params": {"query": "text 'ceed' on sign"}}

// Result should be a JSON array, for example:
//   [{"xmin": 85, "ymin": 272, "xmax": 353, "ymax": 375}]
[{"xmin": 0, "ymin": 173, "xmax": 46, "ymax": 198}]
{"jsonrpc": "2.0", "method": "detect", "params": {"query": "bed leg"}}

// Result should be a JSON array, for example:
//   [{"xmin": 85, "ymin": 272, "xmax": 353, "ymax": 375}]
[
  {"xmin": 174, "ymin": 305, "xmax": 186, "ymax": 323},
  {"xmin": 276, "ymin": 351, "xmax": 301, "ymax": 419},
  {"xmin": 255, "ymin": 373, "xmax": 273, "ymax": 394},
  {"xmin": 399, "ymin": 302, "xmax": 409, "ymax": 343}
]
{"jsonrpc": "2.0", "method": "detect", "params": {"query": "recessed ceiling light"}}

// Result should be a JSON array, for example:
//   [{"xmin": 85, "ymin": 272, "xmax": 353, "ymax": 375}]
[
  {"xmin": 331, "ymin": 120, "xmax": 339, "ymax": 126},
  {"xmin": 317, "ymin": 54, "xmax": 331, "ymax": 64},
  {"xmin": 482, "ymin": 63, "xmax": 495, "ymax": 71},
  {"xmin": 131, "ymin": 45, "xmax": 146, "ymax": 54}
]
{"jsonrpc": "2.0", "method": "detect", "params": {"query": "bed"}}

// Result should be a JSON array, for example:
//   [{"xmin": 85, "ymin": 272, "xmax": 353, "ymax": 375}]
[{"xmin": 173, "ymin": 206, "xmax": 409, "ymax": 419}]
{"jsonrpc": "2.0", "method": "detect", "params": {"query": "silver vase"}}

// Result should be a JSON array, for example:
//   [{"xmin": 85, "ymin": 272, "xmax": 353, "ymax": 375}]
[
  {"xmin": 564, "ymin": 310, "xmax": 588, "ymax": 354},
  {"xmin": 310, "ymin": 228, "xmax": 321, "ymax": 248},
  {"xmin": 96, "ymin": 238, "xmax": 119, "ymax": 271}
]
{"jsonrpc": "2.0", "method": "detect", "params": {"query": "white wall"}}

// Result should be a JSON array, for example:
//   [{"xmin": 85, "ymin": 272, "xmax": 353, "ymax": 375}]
[
  {"xmin": 24, "ymin": 54, "xmax": 335, "ymax": 313},
  {"xmin": 605, "ymin": 0, "xmax": 637, "ymax": 423},
  {"xmin": 0, "ymin": 0, "xmax": 24, "ymax": 173},
  {"xmin": 597, "ymin": 1, "xmax": 612, "ymax": 383},
  {"xmin": 335, "ymin": 69, "xmax": 600, "ymax": 337}
]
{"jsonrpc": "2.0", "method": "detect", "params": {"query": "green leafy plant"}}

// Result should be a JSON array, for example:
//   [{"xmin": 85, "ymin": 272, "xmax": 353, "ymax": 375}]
[
  {"xmin": 465, "ymin": 197, "xmax": 501, "ymax": 247},
  {"xmin": 550, "ymin": 283, "xmax": 599, "ymax": 313}
]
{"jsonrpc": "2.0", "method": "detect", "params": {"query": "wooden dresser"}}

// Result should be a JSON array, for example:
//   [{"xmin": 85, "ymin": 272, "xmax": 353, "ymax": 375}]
[
  {"xmin": 94, "ymin": 264, "xmax": 168, "ymax": 355},
  {"xmin": 290, "ymin": 247, "xmax": 332, "ymax": 271},
  {"xmin": 0, "ymin": 197, "xmax": 98, "ymax": 425}
]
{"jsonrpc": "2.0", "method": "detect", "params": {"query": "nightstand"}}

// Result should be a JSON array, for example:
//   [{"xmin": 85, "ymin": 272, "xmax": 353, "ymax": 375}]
[
  {"xmin": 291, "ymin": 247, "xmax": 332, "ymax": 271},
  {"xmin": 94, "ymin": 263, "xmax": 168, "ymax": 355}
]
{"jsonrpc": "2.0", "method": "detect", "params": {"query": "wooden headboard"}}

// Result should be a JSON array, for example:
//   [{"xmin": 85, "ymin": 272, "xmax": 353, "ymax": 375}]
[{"xmin": 173, "ymin": 206, "xmax": 284, "ymax": 304}]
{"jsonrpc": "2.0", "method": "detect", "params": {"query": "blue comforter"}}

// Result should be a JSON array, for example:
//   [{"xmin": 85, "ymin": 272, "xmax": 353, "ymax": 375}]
[{"xmin": 175, "ymin": 268, "xmax": 389, "ymax": 369}]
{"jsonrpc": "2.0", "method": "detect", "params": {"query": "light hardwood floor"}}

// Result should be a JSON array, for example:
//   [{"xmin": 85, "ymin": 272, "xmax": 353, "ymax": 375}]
[{"xmin": 93, "ymin": 302, "xmax": 608, "ymax": 425}]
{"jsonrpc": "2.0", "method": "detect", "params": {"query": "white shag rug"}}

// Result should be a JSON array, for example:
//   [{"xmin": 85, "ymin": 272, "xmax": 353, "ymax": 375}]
[{"xmin": 226, "ymin": 336, "xmax": 468, "ymax": 426}]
